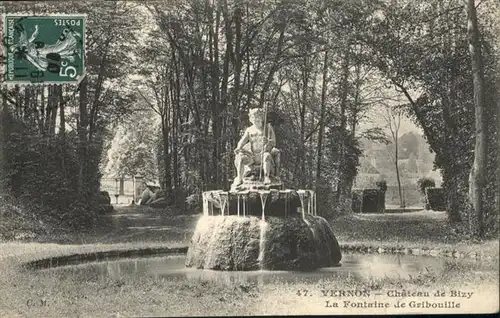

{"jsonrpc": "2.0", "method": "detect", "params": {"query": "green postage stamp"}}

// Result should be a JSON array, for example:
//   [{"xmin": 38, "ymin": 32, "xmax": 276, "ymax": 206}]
[{"xmin": 2, "ymin": 14, "xmax": 86, "ymax": 85}]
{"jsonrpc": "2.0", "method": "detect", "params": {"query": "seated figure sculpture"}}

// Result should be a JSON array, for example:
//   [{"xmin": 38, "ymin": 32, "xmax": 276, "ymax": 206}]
[{"xmin": 232, "ymin": 108, "xmax": 281, "ymax": 190}]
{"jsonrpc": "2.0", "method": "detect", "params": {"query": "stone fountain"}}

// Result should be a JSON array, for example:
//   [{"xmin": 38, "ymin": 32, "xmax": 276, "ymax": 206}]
[{"xmin": 186, "ymin": 108, "xmax": 342, "ymax": 271}]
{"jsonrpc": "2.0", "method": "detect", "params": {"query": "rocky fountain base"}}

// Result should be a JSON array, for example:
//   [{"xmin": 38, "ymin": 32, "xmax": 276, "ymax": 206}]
[{"xmin": 185, "ymin": 189, "xmax": 342, "ymax": 271}]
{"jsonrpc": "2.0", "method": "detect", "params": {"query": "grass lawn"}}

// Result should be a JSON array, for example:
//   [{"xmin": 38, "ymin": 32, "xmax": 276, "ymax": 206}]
[
  {"xmin": 0, "ymin": 207, "xmax": 498, "ymax": 316},
  {"xmin": 333, "ymin": 210, "xmax": 499, "ymax": 257},
  {"xmin": 29, "ymin": 207, "xmax": 499, "ymax": 255}
]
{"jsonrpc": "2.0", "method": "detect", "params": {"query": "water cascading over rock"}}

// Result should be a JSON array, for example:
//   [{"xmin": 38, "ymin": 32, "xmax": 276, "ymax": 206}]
[{"xmin": 185, "ymin": 107, "xmax": 342, "ymax": 271}]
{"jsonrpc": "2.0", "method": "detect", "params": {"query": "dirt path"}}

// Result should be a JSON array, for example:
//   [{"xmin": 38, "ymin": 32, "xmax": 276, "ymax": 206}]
[{"xmin": 31, "ymin": 205, "xmax": 201, "ymax": 245}]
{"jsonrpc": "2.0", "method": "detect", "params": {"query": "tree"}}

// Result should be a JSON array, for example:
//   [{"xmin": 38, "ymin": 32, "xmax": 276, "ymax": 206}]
[
  {"xmin": 381, "ymin": 103, "xmax": 405, "ymax": 207},
  {"xmin": 465, "ymin": 0, "xmax": 487, "ymax": 237},
  {"xmin": 315, "ymin": 50, "xmax": 329, "ymax": 192},
  {"xmin": 103, "ymin": 110, "xmax": 159, "ymax": 182}
]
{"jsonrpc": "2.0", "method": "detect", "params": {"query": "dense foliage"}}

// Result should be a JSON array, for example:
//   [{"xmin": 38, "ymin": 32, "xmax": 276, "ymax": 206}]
[
  {"xmin": 1, "ymin": 105, "xmax": 102, "ymax": 229},
  {"xmin": 0, "ymin": 1, "xmax": 139, "ymax": 231}
]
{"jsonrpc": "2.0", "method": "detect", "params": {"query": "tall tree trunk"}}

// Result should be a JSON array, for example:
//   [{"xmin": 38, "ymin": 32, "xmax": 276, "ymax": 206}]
[
  {"xmin": 14, "ymin": 86, "xmax": 21, "ymax": 119},
  {"xmin": 49, "ymin": 86, "xmax": 58, "ymax": 136},
  {"xmin": 387, "ymin": 108, "xmax": 404, "ymax": 208},
  {"xmin": 77, "ymin": 77, "xmax": 89, "ymax": 196},
  {"xmin": 299, "ymin": 95, "xmax": 306, "ymax": 185},
  {"xmin": 24, "ymin": 87, "xmax": 31, "ymax": 124},
  {"xmin": 161, "ymin": 120, "xmax": 172, "ymax": 195},
  {"xmin": 394, "ymin": 133, "xmax": 404, "ymax": 207},
  {"xmin": 232, "ymin": 3, "xmax": 242, "ymax": 149},
  {"xmin": 58, "ymin": 86, "xmax": 66, "ymax": 139},
  {"xmin": 209, "ymin": 5, "xmax": 221, "ymax": 187},
  {"xmin": 162, "ymin": 65, "xmax": 173, "ymax": 196},
  {"xmin": 345, "ymin": 62, "xmax": 362, "ymax": 201},
  {"xmin": 299, "ymin": 46, "xmax": 310, "ymax": 185},
  {"xmin": 171, "ymin": 55, "xmax": 180, "ymax": 190},
  {"xmin": 465, "ymin": 0, "xmax": 486, "ymax": 237},
  {"xmin": 221, "ymin": 2, "xmax": 231, "ymax": 189},
  {"xmin": 40, "ymin": 87, "xmax": 46, "ymax": 134},
  {"xmin": 58, "ymin": 86, "xmax": 66, "ymax": 176},
  {"xmin": 315, "ymin": 51, "xmax": 328, "ymax": 192},
  {"xmin": 336, "ymin": 43, "xmax": 351, "ymax": 199}
]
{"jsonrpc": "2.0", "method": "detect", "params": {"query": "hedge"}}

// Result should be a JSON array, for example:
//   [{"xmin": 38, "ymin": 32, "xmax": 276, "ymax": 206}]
[
  {"xmin": 352, "ymin": 188, "xmax": 385, "ymax": 213},
  {"xmin": 425, "ymin": 187, "xmax": 446, "ymax": 211}
]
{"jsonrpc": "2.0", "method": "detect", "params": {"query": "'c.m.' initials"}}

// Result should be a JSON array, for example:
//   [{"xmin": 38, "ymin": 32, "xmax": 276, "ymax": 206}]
[{"xmin": 26, "ymin": 299, "xmax": 48, "ymax": 307}]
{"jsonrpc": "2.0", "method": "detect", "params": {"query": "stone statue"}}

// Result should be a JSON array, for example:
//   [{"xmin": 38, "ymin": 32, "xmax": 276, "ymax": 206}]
[{"xmin": 232, "ymin": 108, "xmax": 281, "ymax": 190}]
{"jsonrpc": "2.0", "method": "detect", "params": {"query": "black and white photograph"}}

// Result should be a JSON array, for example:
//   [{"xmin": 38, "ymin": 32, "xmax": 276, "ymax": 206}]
[{"xmin": 0, "ymin": 0, "xmax": 499, "ymax": 316}]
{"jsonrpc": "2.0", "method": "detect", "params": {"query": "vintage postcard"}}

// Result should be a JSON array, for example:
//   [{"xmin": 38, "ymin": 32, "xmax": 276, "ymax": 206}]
[{"xmin": 0, "ymin": 0, "xmax": 498, "ymax": 317}]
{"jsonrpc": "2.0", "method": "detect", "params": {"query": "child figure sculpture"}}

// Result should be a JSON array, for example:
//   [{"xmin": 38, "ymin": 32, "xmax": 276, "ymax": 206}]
[{"xmin": 232, "ymin": 108, "xmax": 281, "ymax": 189}]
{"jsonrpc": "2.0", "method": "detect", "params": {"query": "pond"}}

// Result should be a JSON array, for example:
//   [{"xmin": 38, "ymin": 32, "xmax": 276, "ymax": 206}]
[{"xmin": 35, "ymin": 252, "xmax": 475, "ymax": 284}]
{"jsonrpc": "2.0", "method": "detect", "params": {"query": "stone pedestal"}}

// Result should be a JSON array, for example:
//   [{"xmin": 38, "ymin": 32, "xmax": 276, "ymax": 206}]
[
  {"xmin": 185, "ymin": 214, "xmax": 342, "ymax": 271},
  {"xmin": 202, "ymin": 189, "xmax": 318, "ymax": 217}
]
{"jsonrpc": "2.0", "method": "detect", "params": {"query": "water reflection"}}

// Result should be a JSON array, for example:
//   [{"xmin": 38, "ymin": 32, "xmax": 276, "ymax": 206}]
[{"xmin": 39, "ymin": 253, "xmax": 462, "ymax": 284}]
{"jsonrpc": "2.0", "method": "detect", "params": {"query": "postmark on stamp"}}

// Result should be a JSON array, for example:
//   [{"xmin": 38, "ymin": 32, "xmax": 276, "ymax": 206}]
[{"xmin": 2, "ymin": 14, "xmax": 86, "ymax": 85}]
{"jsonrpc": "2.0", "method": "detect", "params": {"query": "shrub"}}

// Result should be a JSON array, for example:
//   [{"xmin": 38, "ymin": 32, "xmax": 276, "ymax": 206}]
[
  {"xmin": 362, "ymin": 189, "xmax": 385, "ymax": 213},
  {"xmin": 417, "ymin": 177, "xmax": 436, "ymax": 195},
  {"xmin": 425, "ymin": 187, "xmax": 446, "ymax": 211},
  {"xmin": 97, "ymin": 191, "xmax": 111, "ymax": 205}
]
